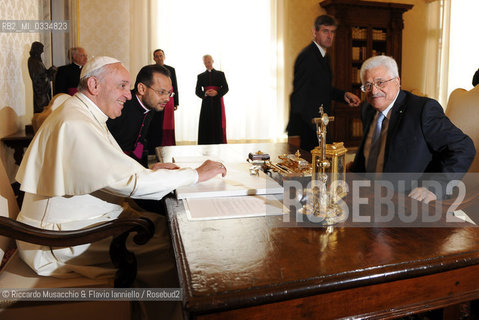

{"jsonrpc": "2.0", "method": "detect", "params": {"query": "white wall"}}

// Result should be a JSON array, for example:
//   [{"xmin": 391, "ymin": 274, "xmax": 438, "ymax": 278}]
[
  {"xmin": 0, "ymin": 0, "xmax": 46, "ymax": 181},
  {"xmin": 78, "ymin": 0, "xmax": 130, "ymax": 69}
]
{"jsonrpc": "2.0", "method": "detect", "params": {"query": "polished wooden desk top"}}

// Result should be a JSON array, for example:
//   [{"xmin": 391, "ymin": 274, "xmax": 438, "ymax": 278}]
[{"xmin": 159, "ymin": 143, "xmax": 479, "ymax": 319}]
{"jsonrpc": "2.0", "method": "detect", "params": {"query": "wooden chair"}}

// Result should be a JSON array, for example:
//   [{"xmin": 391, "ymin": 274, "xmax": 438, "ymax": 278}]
[
  {"xmin": 31, "ymin": 93, "xmax": 70, "ymax": 133},
  {"xmin": 0, "ymin": 157, "xmax": 154, "ymax": 319},
  {"xmin": 445, "ymin": 85, "xmax": 479, "ymax": 172}
]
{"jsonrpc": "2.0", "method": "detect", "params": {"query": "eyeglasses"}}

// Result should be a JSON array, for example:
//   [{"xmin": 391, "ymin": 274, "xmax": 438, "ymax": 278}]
[
  {"xmin": 360, "ymin": 78, "xmax": 396, "ymax": 92},
  {"xmin": 145, "ymin": 85, "xmax": 175, "ymax": 98}
]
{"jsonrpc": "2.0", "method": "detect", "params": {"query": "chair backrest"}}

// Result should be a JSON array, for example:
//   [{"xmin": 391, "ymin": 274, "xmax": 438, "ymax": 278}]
[
  {"xmin": 0, "ymin": 159, "xmax": 19, "ymax": 264},
  {"xmin": 32, "ymin": 93, "xmax": 70, "ymax": 133},
  {"xmin": 446, "ymin": 86, "xmax": 479, "ymax": 173}
]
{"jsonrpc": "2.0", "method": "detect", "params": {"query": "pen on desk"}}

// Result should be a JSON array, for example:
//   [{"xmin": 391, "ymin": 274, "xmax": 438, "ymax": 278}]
[{"xmin": 172, "ymin": 157, "xmax": 179, "ymax": 203}]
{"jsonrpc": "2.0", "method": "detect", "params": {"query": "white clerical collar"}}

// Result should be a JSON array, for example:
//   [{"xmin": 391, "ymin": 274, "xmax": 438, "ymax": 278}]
[
  {"xmin": 75, "ymin": 92, "xmax": 109, "ymax": 123},
  {"xmin": 313, "ymin": 40, "xmax": 326, "ymax": 58},
  {"xmin": 135, "ymin": 94, "xmax": 150, "ymax": 114}
]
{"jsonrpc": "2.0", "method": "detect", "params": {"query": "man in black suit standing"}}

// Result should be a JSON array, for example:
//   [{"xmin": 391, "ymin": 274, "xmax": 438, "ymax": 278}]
[
  {"xmin": 195, "ymin": 54, "xmax": 229, "ymax": 144},
  {"xmin": 146, "ymin": 49, "xmax": 179, "ymax": 150},
  {"xmin": 287, "ymin": 15, "xmax": 360, "ymax": 151},
  {"xmin": 107, "ymin": 64, "xmax": 176, "ymax": 168},
  {"xmin": 54, "ymin": 47, "xmax": 88, "ymax": 95},
  {"xmin": 350, "ymin": 55, "xmax": 475, "ymax": 203}
]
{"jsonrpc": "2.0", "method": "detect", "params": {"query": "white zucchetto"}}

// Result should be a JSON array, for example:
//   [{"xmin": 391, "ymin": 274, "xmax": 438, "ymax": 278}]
[{"xmin": 80, "ymin": 56, "xmax": 120, "ymax": 79}]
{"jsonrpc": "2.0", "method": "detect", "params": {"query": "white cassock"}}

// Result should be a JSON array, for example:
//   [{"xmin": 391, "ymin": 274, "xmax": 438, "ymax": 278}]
[{"xmin": 16, "ymin": 92, "xmax": 197, "ymax": 280}]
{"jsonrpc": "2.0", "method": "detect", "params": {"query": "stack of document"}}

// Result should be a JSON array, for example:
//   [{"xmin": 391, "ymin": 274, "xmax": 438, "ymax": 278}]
[{"xmin": 173, "ymin": 159, "xmax": 285, "ymax": 221}]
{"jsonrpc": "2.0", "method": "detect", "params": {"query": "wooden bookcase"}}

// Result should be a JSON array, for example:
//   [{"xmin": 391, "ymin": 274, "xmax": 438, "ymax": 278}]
[{"xmin": 320, "ymin": 0, "xmax": 413, "ymax": 147}]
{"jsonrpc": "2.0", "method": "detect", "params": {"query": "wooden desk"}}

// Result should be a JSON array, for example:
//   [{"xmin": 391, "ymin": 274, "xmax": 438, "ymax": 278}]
[
  {"xmin": 1, "ymin": 130, "xmax": 34, "ymax": 165},
  {"xmin": 159, "ymin": 143, "xmax": 479, "ymax": 319}
]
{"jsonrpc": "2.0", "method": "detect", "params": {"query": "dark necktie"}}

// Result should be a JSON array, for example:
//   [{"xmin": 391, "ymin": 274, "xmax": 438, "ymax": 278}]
[{"xmin": 367, "ymin": 112, "xmax": 385, "ymax": 172}]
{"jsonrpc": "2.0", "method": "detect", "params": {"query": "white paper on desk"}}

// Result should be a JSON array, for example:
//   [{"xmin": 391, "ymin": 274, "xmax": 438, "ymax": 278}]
[
  {"xmin": 184, "ymin": 195, "xmax": 285, "ymax": 220},
  {"xmin": 173, "ymin": 155, "xmax": 220, "ymax": 163},
  {"xmin": 176, "ymin": 162, "xmax": 283, "ymax": 199}
]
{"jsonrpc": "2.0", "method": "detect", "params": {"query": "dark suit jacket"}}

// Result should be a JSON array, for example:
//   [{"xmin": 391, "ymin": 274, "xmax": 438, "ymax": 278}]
[
  {"xmin": 164, "ymin": 64, "xmax": 179, "ymax": 106},
  {"xmin": 287, "ymin": 42, "xmax": 345, "ymax": 150},
  {"xmin": 54, "ymin": 63, "xmax": 81, "ymax": 95},
  {"xmin": 107, "ymin": 91, "xmax": 154, "ymax": 166},
  {"xmin": 351, "ymin": 90, "xmax": 475, "ymax": 196}
]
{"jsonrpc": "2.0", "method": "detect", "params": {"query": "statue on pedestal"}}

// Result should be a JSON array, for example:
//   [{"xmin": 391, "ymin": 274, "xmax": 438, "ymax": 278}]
[{"xmin": 28, "ymin": 41, "xmax": 56, "ymax": 113}]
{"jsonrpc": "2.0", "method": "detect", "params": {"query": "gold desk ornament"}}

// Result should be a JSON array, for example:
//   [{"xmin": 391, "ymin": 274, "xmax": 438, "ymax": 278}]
[
  {"xmin": 247, "ymin": 150, "xmax": 270, "ymax": 175},
  {"xmin": 300, "ymin": 105, "xmax": 347, "ymax": 225},
  {"xmin": 264, "ymin": 150, "xmax": 312, "ymax": 176}
]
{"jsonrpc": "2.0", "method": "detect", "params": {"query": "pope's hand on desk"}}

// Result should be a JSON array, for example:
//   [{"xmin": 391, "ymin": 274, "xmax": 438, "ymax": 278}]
[
  {"xmin": 408, "ymin": 187, "xmax": 437, "ymax": 204},
  {"xmin": 196, "ymin": 160, "xmax": 227, "ymax": 182},
  {"xmin": 150, "ymin": 162, "xmax": 180, "ymax": 171}
]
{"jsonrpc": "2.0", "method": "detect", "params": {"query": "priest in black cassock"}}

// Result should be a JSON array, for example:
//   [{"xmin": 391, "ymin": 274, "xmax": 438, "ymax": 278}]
[
  {"xmin": 195, "ymin": 54, "xmax": 229, "ymax": 144},
  {"xmin": 53, "ymin": 47, "xmax": 88, "ymax": 95},
  {"xmin": 107, "ymin": 64, "xmax": 174, "ymax": 167}
]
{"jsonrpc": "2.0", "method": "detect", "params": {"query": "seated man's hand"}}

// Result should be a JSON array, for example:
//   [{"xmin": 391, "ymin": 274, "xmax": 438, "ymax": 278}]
[
  {"xmin": 150, "ymin": 162, "xmax": 179, "ymax": 171},
  {"xmin": 408, "ymin": 187, "xmax": 437, "ymax": 204},
  {"xmin": 196, "ymin": 160, "xmax": 226, "ymax": 182},
  {"xmin": 344, "ymin": 92, "xmax": 361, "ymax": 107}
]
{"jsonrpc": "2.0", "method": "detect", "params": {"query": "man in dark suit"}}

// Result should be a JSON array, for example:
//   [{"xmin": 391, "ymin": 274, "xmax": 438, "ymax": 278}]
[
  {"xmin": 351, "ymin": 55, "xmax": 475, "ymax": 203},
  {"xmin": 287, "ymin": 15, "xmax": 360, "ymax": 151},
  {"xmin": 146, "ymin": 49, "xmax": 179, "ymax": 150},
  {"xmin": 107, "ymin": 64, "xmax": 176, "ymax": 168},
  {"xmin": 54, "ymin": 47, "xmax": 88, "ymax": 95},
  {"xmin": 195, "ymin": 54, "xmax": 229, "ymax": 144}
]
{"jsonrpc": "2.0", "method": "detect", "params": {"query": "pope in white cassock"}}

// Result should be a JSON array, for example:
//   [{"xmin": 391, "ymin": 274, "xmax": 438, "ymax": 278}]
[{"xmin": 15, "ymin": 56, "xmax": 226, "ymax": 281}]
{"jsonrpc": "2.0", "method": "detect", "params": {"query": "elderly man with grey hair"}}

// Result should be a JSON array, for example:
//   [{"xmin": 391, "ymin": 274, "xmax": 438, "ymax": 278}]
[
  {"xmin": 17, "ymin": 56, "xmax": 226, "ymax": 318},
  {"xmin": 53, "ymin": 47, "xmax": 88, "ymax": 95},
  {"xmin": 16, "ymin": 56, "xmax": 226, "ymax": 279},
  {"xmin": 350, "ymin": 55, "xmax": 475, "ymax": 203}
]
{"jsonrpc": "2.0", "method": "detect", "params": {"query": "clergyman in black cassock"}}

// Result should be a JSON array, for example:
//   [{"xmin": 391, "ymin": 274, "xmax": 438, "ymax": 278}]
[
  {"xmin": 147, "ymin": 49, "xmax": 180, "ymax": 152},
  {"xmin": 54, "ymin": 63, "xmax": 81, "ymax": 95},
  {"xmin": 195, "ymin": 54, "xmax": 229, "ymax": 144},
  {"xmin": 54, "ymin": 47, "xmax": 88, "ymax": 95},
  {"xmin": 107, "ymin": 90, "xmax": 154, "ymax": 167}
]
